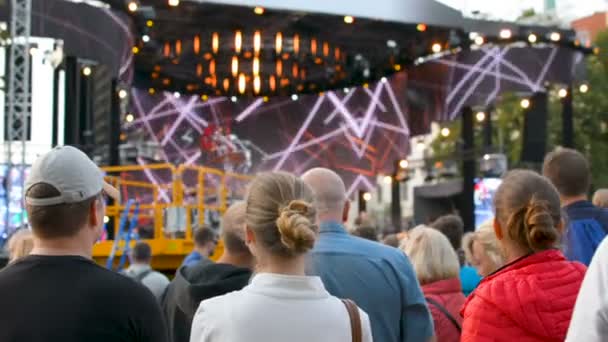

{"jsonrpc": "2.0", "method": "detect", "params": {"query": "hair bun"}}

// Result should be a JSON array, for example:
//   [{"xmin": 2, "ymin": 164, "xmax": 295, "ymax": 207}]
[
  {"xmin": 524, "ymin": 197, "xmax": 559, "ymax": 251},
  {"xmin": 276, "ymin": 200, "xmax": 318, "ymax": 254}
]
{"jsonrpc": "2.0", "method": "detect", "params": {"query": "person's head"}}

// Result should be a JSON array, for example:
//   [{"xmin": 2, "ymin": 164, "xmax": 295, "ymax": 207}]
[
  {"xmin": 301, "ymin": 168, "xmax": 349, "ymax": 223},
  {"xmin": 382, "ymin": 234, "xmax": 400, "ymax": 248},
  {"xmin": 592, "ymin": 189, "xmax": 608, "ymax": 209},
  {"xmin": 401, "ymin": 226, "xmax": 460, "ymax": 285},
  {"xmin": 542, "ymin": 148, "xmax": 590, "ymax": 202},
  {"xmin": 245, "ymin": 172, "xmax": 317, "ymax": 264},
  {"xmin": 350, "ymin": 226, "xmax": 378, "ymax": 241},
  {"xmin": 494, "ymin": 170, "xmax": 563, "ymax": 261},
  {"xmin": 430, "ymin": 214, "xmax": 464, "ymax": 251},
  {"xmin": 193, "ymin": 227, "xmax": 217, "ymax": 257},
  {"xmin": 466, "ymin": 220, "xmax": 505, "ymax": 277},
  {"xmin": 220, "ymin": 201, "xmax": 253, "ymax": 264},
  {"xmin": 131, "ymin": 241, "xmax": 152, "ymax": 264},
  {"xmin": 24, "ymin": 146, "xmax": 119, "ymax": 253},
  {"xmin": 7, "ymin": 229, "xmax": 34, "ymax": 263}
]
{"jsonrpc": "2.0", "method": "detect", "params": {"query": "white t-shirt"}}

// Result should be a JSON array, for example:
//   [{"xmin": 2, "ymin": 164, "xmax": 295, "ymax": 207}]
[
  {"xmin": 566, "ymin": 237, "xmax": 608, "ymax": 341},
  {"xmin": 190, "ymin": 273, "xmax": 373, "ymax": 342}
]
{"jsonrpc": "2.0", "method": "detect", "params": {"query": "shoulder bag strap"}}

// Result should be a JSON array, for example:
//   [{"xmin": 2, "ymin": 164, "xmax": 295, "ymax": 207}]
[
  {"xmin": 425, "ymin": 297, "xmax": 462, "ymax": 332},
  {"xmin": 341, "ymin": 299, "xmax": 362, "ymax": 342},
  {"xmin": 135, "ymin": 269, "xmax": 154, "ymax": 283}
]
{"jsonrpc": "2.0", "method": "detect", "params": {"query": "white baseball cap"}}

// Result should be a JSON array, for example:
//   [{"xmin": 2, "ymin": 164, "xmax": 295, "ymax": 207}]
[{"xmin": 25, "ymin": 146, "xmax": 119, "ymax": 206}]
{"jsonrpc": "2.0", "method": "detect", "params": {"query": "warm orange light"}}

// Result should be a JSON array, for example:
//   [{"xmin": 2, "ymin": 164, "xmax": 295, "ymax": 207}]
[
  {"xmin": 311, "ymin": 39, "xmax": 317, "ymax": 55},
  {"xmin": 314, "ymin": 57, "xmax": 322, "ymax": 64},
  {"xmin": 205, "ymin": 77, "xmax": 212, "ymax": 85},
  {"xmin": 194, "ymin": 35, "xmax": 200, "ymax": 54},
  {"xmin": 212, "ymin": 32, "xmax": 219, "ymax": 54},
  {"xmin": 417, "ymin": 23, "xmax": 427, "ymax": 32},
  {"xmin": 238, "ymin": 73, "xmax": 246, "ymax": 94},
  {"xmin": 282, "ymin": 52, "xmax": 290, "ymax": 60},
  {"xmin": 209, "ymin": 59, "xmax": 216, "ymax": 75},
  {"xmin": 253, "ymin": 57, "xmax": 260, "ymax": 76},
  {"xmin": 269, "ymin": 75, "xmax": 276, "ymax": 92},
  {"xmin": 293, "ymin": 34, "xmax": 300, "ymax": 54},
  {"xmin": 162, "ymin": 78, "xmax": 170, "ymax": 85},
  {"xmin": 394, "ymin": 64, "xmax": 402, "ymax": 71},
  {"xmin": 280, "ymin": 78, "xmax": 290, "ymax": 87},
  {"xmin": 275, "ymin": 32, "xmax": 283, "ymax": 54},
  {"xmin": 154, "ymin": 65, "xmax": 161, "ymax": 71},
  {"xmin": 244, "ymin": 51, "xmax": 253, "ymax": 59},
  {"xmin": 196, "ymin": 63, "xmax": 203, "ymax": 77},
  {"xmin": 163, "ymin": 42, "xmax": 171, "ymax": 57},
  {"xmin": 132, "ymin": 46, "xmax": 140, "ymax": 54},
  {"xmin": 254, "ymin": 75, "xmax": 261, "ymax": 94},
  {"xmin": 254, "ymin": 31, "xmax": 261, "ymax": 55},
  {"xmin": 334, "ymin": 47, "xmax": 340, "ymax": 60},
  {"xmin": 223, "ymin": 78, "xmax": 230, "ymax": 92},
  {"xmin": 254, "ymin": 6, "xmax": 264, "ymax": 15},
  {"xmin": 292, "ymin": 62, "xmax": 299, "ymax": 78},
  {"xmin": 175, "ymin": 40, "xmax": 182, "ymax": 55},
  {"xmin": 300, "ymin": 68, "xmax": 306, "ymax": 80},
  {"xmin": 276, "ymin": 59, "xmax": 283, "ymax": 76},
  {"xmin": 203, "ymin": 52, "xmax": 213, "ymax": 60},
  {"xmin": 151, "ymin": 72, "xmax": 159, "ymax": 79},
  {"xmin": 211, "ymin": 76, "xmax": 217, "ymax": 88},
  {"xmin": 323, "ymin": 42, "xmax": 329, "ymax": 57},
  {"xmin": 235, "ymin": 30, "xmax": 242, "ymax": 54},
  {"xmin": 148, "ymin": 88, "xmax": 156, "ymax": 94},
  {"xmin": 231, "ymin": 56, "xmax": 239, "ymax": 77}
]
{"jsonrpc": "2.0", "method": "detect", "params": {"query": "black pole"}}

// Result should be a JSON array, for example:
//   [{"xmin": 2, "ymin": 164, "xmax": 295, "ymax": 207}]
[
  {"xmin": 562, "ymin": 85, "xmax": 574, "ymax": 148},
  {"xmin": 358, "ymin": 190, "xmax": 367, "ymax": 213},
  {"xmin": 483, "ymin": 105, "xmax": 493, "ymax": 152},
  {"xmin": 462, "ymin": 107, "xmax": 475, "ymax": 231},
  {"xmin": 109, "ymin": 79, "xmax": 120, "ymax": 166},
  {"xmin": 391, "ymin": 160, "xmax": 402, "ymax": 233}
]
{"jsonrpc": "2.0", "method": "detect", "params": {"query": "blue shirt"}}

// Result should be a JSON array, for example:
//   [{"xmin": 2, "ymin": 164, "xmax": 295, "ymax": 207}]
[
  {"xmin": 181, "ymin": 251, "xmax": 202, "ymax": 268},
  {"xmin": 564, "ymin": 201, "xmax": 608, "ymax": 265},
  {"xmin": 308, "ymin": 221, "xmax": 434, "ymax": 342}
]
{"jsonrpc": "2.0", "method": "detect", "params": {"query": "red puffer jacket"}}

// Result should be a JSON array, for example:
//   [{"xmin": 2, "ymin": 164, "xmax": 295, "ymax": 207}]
[
  {"xmin": 461, "ymin": 249, "xmax": 586, "ymax": 342},
  {"xmin": 423, "ymin": 277, "xmax": 465, "ymax": 342}
]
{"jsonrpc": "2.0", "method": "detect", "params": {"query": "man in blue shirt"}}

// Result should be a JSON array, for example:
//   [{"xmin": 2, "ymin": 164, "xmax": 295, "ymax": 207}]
[
  {"xmin": 543, "ymin": 148, "xmax": 608, "ymax": 265},
  {"xmin": 302, "ymin": 168, "xmax": 434, "ymax": 342},
  {"xmin": 181, "ymin": 227, "xmax": 217, "ymax": 268}
]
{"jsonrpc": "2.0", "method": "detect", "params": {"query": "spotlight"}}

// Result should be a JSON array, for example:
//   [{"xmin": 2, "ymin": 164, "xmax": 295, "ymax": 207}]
[
  {"xmin": 148, "ymin": 88, "xmax": 156, "ymax": 95},
  {"xmin": 125, "ymin": 113, "xmax": 134, "ymax": 123},
  {"xmin": 386, "ymin": 40, "xmax": 397, "ymax": 48},
  {"xmin": 432, "ymin": 43, "xmax": 442, "ymax": 53},
  {"xmin": 291, "ymin": 94, "xmax": 299, "ymax": 101},
  {"xmin": 440, "ymin": 127, "xmax": 450, "ymax": 137},
  {"xmin": 230, "ymin": 96, "xmax": 237, "ymax": 102},
  {"xmin": 363, "ymin": 192, "xmax": 372, "ymax": 202},
  {"xmin": 263, "ymin": 96, "xmax": 269, "ymax": 103},
  {"xmin": 142, "ymin": 35, "xmax": 150, "ymax": 43},
  {"xmin": 173, "ymin": 91, "xmax": 180, "ymax": 98},
  {"xmin": 483, "ymin": 154, "xmax": 490, "ymax": 161},
  {"xmin": 82, "ymin": 66, "xmax": 92, "ymax": 77},
  {"xmin": 343, "ymin": 87, "xmax": 350, "ymax": 93},
  {"xmin": 253, "ymin": 6, "xmax": 264, "ymax": 15},
  {"xmin": 528, "ymin": 34, "xmax": 537, "ymax": 43},
  {"xmin": 394, "ymin": 64, "xmax": 402, "ymax": 71},
  {"xmin": 344, "ymin": 16, "xmax": 354, "ymax": 24},
  {"xmin": 381, "ymin": 77, "xmax": 388, "ymax": 83},
  {"xmin": 399, "ymin": 159, "xmax": 409, "ymax": 169},
  {"xmin": 201, "ymin": 94, "xmax": 209, "ymax": 101},
  {"xmin": 104, "ymin": 216, "xmax": 110, "ymax": 224},
  {"xmin": 383, "ymin": 175, "xmax": 393, "ymax": 185},
  {"xmin": 474, "ymin": 36, "xmax": 485, "ymax": 46},
  {"xmin": 416, "ymin": 23, "xmax": 427, "ymax": 32},
  {"xmin": 499, "ymin": 29, "xmax": 512, "ymax": 39},
  {"xmin": 127, "ymin": 1, "xmax": 138, "ymax": 12},
  {"xmin": 476, "ymin": 111, "xmax": 486, "ymax": 122},
  {"xmin": 550, "ymin": 32, "xmax": 561, "ymax": 42},
  {"xmin": 168, "ymin": 0, "xmax": 179, "ymax": 6},
  {"xmin": 132, "ymin": 46, "xmax": 140, "ymax": 54},
  {"xmin": 29, "ymin": 47, "xmax": 38, "ymax": 55},
  {"xmin": 558, "ymin": 88, "xmax": 568, "ymax": 98},
  {"xmin": 146, "ymin": 20, "xmax": 154, "ymax": 27},
  {"xmin": 118, "ymin": 89, "xmax": 128, "ymax": 99},
  {"xmin": 579, "ymin": 84, "xmax": 589, "ymax": 93},
  {"xmin": 520, "ymin": 99, "xmax": 531, "ymax": 109}
]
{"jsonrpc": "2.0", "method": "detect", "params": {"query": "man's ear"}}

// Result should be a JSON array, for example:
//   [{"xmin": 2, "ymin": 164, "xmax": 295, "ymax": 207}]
[
  {"xmin": 493, "ymin": 218, "xmax": 503, "ymax": 240},
  {"xmin": 342, "ymin": 200, "xmax": 350, "ymax": 223},
  {"xmin": 245, "ymin": 226, "xmax": 255, "ymax": 244},
  {"xmin": 89, "ymin": 199, "xmax": 100, "ymax": 228}
]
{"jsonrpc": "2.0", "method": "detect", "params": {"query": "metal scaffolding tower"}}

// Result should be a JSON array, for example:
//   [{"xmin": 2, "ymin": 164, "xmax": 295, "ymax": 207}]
[{"xmin": 6, "ymin": 0, "xmax": 32, "ymax": 227}]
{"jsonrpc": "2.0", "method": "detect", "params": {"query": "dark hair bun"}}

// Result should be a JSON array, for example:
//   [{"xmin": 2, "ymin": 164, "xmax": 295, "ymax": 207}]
[
  {"xmin": 524, "ymin": 197, "xmax": 559, "ymax": 251},
  {"xmin": 276, "ymin": 200, "xmax": 318, "ymax": 254}
]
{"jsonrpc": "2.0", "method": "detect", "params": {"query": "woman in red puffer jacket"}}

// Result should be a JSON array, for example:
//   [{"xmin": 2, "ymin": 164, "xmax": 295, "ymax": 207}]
[
  {"xmin": 402, "ymin": 226, "xmax": 465, "ymax": 342},
  {"xmin": 461, "ymin": 170, "xmax": 586, "ymax": 342}
]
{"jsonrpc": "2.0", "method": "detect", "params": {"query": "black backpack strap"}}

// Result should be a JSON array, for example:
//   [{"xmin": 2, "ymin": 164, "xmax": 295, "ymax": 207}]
[
  {"xmin": 425, "ymin": 297, "xmax": 462, "ymax": 332},
  {"xmin": 135, "ymin": 269, "xmax": 154, "ymax": 283}
]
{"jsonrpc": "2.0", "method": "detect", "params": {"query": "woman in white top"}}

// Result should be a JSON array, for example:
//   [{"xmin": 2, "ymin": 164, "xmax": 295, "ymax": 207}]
[{"xmin": 190, "ymin": 172, "xmax": 373, "ymax": 342}]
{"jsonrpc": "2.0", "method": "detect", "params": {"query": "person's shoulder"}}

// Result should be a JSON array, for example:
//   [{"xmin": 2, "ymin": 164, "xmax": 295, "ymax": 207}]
[{"xmin": 331, "ymin": 233, "xmax": 406, "ymax": 259}]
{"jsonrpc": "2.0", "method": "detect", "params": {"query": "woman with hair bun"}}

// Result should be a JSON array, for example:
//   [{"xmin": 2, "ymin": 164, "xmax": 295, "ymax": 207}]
[
  {"xmin": 190, "ymin": 172, "xmax": 372, "ymax": 342},
  {"xmin": 461, "ymin": 170, "xmax": 586, "ymax": 342}
]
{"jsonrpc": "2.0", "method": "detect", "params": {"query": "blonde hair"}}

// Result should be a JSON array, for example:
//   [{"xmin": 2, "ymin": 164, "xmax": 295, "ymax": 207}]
[
  {"xmin": 401, "ymin": 226, "xmax": 460, "ymax": 285},
  {"xmin": 246, "ymin": 172, "xmax": 318, "ymax": 257},
  {"xmin": 468, "ymin": 219, "xmax": 505, "ymax": 270},
  {"xmin": 593, "ymin": 189, "xmax": 608, "ymax": 209},
  {"xmin": 8, "ymin": 229, "xmax": 34, "ymax": 263}
]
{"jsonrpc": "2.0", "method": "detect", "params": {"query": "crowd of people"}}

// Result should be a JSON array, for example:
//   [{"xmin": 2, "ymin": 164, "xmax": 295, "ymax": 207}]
[{"xmin": 2, "ymin": 145, "xmax": 608, "ymax": 341}]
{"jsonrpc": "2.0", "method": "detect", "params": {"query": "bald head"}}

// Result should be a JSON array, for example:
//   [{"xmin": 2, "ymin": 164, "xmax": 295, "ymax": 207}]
[
  {"xmin": 221, "ymin": 201, "xmax": 250, "ymax": 255},
  {"xmin": 593, "ymin": 189, "xmax": 608, "ymax": 209},
  {"xmin": 301, "ymin": 168, "xmax": 348, "ymax": 219}
]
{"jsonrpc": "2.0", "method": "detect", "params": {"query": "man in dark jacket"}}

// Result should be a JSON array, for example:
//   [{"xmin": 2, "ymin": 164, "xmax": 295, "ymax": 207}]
[{"xmin": 162, "ymin": 202, "xmax": 253, "ymax": 342}]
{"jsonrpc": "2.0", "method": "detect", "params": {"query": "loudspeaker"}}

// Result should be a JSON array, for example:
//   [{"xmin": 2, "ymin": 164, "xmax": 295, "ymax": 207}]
[{"xmin": 521, "ymin": 92, "xmax": 548, "ymax": 164}]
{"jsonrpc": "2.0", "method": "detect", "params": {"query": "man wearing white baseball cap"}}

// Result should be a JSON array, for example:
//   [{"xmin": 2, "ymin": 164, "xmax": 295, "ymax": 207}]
[{"xmin": 0, "ymin": 146, "xmax": 167, "ymax": 342}]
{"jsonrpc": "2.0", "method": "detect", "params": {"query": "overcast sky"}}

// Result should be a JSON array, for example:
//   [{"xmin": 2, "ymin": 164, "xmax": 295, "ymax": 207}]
[{"xmin": 436, "ymin": 0, "xmax": 607, "ymax": 21}]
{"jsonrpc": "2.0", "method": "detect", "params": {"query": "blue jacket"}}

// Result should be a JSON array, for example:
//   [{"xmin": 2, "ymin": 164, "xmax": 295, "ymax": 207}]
[
  {"xmin": 308, "ymin": 221, "xmax": 434, "ymax": 342},
  {"xmin": 564, "ymin": 201, "xmax": 608, "ymax": 266}
]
